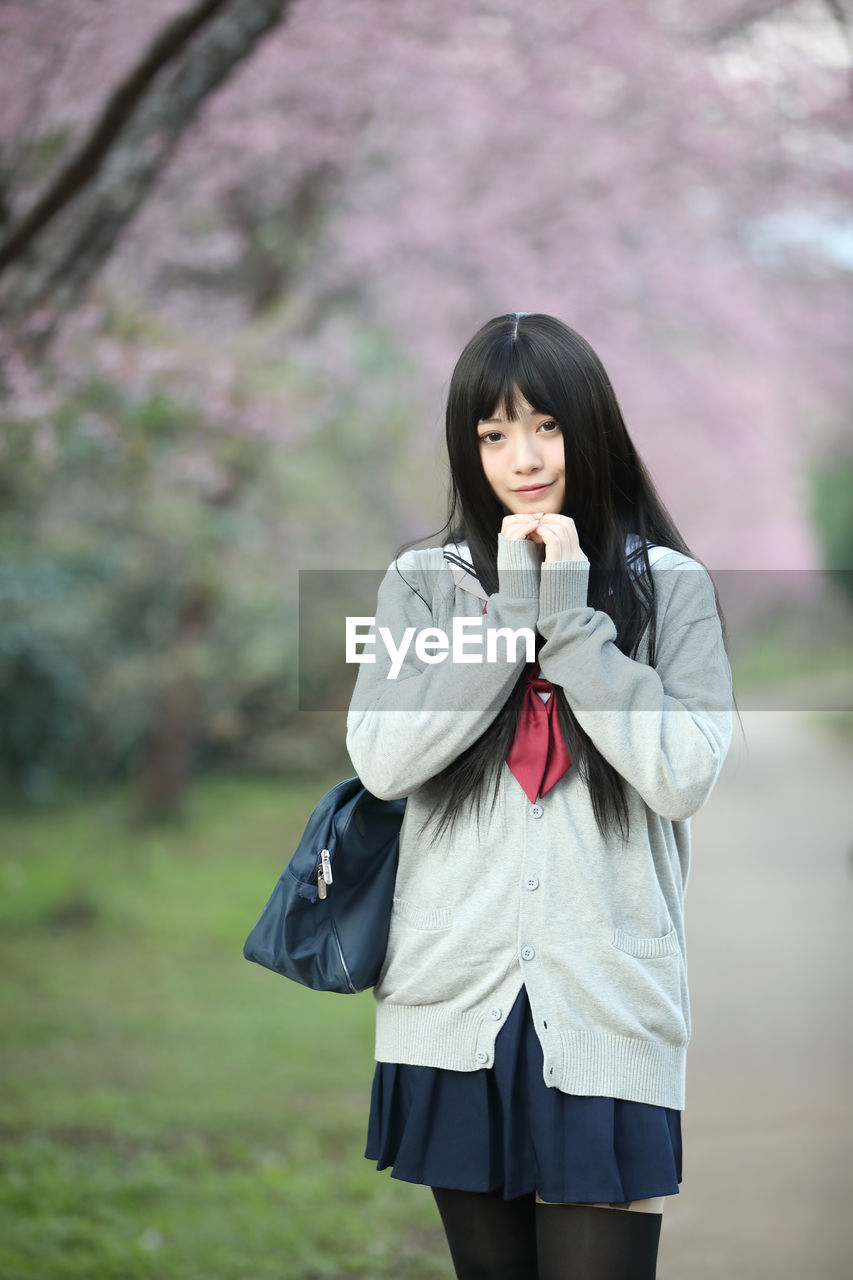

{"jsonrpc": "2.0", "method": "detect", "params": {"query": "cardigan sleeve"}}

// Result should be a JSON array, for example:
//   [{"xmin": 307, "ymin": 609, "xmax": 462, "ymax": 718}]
[
  {"xmin": 536, "ymin": 553, "xmax": 733, "ymax": 821},
  {"xmin": 345, "ymin": 539, "xmax": 540, "ymax": 800}
]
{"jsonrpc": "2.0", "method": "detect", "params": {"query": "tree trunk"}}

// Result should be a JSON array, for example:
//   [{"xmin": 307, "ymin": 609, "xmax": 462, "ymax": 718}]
[
  {"xmin": 0, "ymin": 0, "xmax": 231, "ymax": 274},
  {"xmin": 0, "ymin": 0, "xmax": 292, "ymax": 335},
  {"xmin": 138, "ymin": 584, "xmax": 213, "ymax": 821}
]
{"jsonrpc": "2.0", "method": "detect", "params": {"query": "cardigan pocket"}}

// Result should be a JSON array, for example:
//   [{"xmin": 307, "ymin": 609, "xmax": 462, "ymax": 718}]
[
  {"xmin": 391, "ymin": 897, "xmax": 453, "ymax": 932},
  {"xmin": 374, "ymin": 900, "xmax": 458, "ymax": 1004},
  {"xmin": 610, "ymin": 926, "xmax": 680, "ymax": 959},
  {"xmin": 598, "ymin": 931, "xmax": 689, "ymax": 1046}
]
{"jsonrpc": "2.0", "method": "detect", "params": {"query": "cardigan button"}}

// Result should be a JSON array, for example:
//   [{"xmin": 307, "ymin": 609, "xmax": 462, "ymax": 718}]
[
  {"xmin": 521, "ymin": 945, "xmax": 535, "ymax": 961},
  {"xmin": 475, "ymin": 1050, "xmax": 489, "ymax": 1064},
  {"xmin": 525, "ymin": 876, "xmax": 540, "ymax": 891},
  {"xmin": 488, "ymin": 1006, "xmax": 503, "ymax": 1021},
  {"xmin": 529, "ymin": 804, "xmax": 544, "ymax": 818}
]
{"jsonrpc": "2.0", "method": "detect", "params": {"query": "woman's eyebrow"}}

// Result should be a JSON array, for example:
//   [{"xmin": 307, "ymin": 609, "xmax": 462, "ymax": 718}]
[{"xmin": 479, "ymin": 409, "xmax": 547, "ymax": 425}]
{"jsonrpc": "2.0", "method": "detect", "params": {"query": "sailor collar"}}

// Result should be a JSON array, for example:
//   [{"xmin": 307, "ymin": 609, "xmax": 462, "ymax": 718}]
[{"xmin": 442, "ymin": 542, "xmax": 489, "ymax": 602}]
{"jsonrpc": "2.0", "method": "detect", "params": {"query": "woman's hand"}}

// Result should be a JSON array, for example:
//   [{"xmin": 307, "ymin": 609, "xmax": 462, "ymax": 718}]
[
  {"xmin": 500, "ymin": 514, "xmax": 544, "ymax": 544},
  {"xmin": 535, "ymin": 513, "xmax": 588, "ymax": 562},
  {"xmin": 500, "ymin": 513, "xmax": 588, "ymax": 563}
]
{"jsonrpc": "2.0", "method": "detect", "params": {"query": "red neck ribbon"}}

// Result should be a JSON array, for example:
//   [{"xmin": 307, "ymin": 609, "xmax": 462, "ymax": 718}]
[{"xmin": 505, "ymin": 666, "xmax": 572, "ymax": 803}]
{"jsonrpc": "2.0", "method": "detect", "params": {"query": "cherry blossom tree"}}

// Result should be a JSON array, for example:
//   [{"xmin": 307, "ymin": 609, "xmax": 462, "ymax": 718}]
[
  {"xmin": 0, "ymin": 0, "xmax": 292, "ymax": 326},
  {"xmin": 2, "ymin": 0, "xmax": 850, "ymax": 570},
  {"xmin": 1, "ymin": 0, "xmax": 852, "ymax": 806}
]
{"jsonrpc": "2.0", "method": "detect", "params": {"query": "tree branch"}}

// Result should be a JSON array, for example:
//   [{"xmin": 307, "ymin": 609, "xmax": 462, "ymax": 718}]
[
  {"xmin": 823, "ymin": 0, "xmax": 853, "ymax": 61},
  {"xmin": 703, "ymin": 1, "xmax": 801, "ymax": 42},
  {"xmin": 0, "ymin": 0, "xmax": 292, "ymax": 327},
  {"xmin": 0, "ymin": 0, "xmax": 231, "ymax": 274}
]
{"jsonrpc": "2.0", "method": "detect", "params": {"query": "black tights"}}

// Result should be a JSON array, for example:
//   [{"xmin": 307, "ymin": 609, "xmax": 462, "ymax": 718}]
[{"xmin": 431, "ymin": 1187, "xmax": 662, "ymax": 1280}]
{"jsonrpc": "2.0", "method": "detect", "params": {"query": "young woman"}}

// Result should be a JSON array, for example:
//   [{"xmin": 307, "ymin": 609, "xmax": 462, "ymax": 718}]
[{"xmin": 346, "ymin": 313, "xmax": 733, "ymax": 1280}]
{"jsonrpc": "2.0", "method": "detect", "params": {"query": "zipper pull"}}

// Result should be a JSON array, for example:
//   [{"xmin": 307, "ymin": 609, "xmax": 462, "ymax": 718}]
[
  {"xmin": 316, "ymin": 857, "xmax": 327, "ymax": 900},
  {"xmin": 320, "ymin": 849, "xmax": 333, "ymax": 889}
]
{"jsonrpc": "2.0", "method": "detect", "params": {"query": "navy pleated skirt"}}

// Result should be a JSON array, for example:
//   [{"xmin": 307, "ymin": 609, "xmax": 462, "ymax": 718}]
[{"xmin": 365, "ymin": 986, "xmax": 682, "ymax": 1203}]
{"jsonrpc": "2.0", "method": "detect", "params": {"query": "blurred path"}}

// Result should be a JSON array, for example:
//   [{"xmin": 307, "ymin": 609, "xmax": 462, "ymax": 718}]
[{"xmin": 661, "ymin": 711, "xmax": 853, "ymax": 1279}]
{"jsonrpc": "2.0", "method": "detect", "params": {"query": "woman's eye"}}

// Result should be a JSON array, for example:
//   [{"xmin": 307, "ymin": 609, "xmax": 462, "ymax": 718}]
[
  {"xmin": 479, "ymin": 431, "xmax": 503, "ymax": 444},
  {"xmin": 539, "ymin": 420, "xmax": 560, "ymax": 433}
]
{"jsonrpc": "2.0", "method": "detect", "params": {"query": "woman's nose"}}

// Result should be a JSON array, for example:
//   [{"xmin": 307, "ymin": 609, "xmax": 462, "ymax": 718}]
[{"xmin": 511, "ymin": 432, "xmax": 543, "ymax": 471}]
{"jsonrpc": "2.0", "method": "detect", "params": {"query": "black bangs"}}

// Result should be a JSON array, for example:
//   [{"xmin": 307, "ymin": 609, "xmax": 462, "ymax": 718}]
[{"xmin": 469, "ymin": 334, "xmax": 558, "ymax": 425}]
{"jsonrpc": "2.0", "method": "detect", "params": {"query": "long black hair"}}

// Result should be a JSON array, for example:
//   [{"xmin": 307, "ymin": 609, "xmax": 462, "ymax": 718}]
[{"xmin": 413, "ymin": 312, "xmax": 706, "ymax": 840}]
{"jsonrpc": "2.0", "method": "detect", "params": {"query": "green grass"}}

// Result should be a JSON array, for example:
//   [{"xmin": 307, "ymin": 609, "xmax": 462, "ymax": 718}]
[
  {"xmin": 724, "ymin": 582, "xmax": 852, "ymax": 714},
  {"xmin": 0, "ymin": 779, "xmax": 450, "ymax": 1279}
]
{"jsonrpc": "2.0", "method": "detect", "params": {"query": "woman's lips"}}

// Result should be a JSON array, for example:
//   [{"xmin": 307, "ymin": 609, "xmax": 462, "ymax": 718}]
[{"xmin": 513, "ymin": 482, "xmax": 553, "ymax": 496}]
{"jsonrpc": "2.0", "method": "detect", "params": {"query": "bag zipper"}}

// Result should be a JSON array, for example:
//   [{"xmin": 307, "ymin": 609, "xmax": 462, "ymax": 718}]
[{"xmin": 316, "ymin": 848, "xmax": 333, "ymax": 900}]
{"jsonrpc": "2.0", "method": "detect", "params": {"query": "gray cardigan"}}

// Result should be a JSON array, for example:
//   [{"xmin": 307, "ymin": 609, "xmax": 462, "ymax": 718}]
[{"xmin": 346, "ymin": 535, "xmax": 733, "ymax": 1109}]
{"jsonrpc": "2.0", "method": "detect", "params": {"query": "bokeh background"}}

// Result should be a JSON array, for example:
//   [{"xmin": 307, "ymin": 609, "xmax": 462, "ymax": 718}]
[{"xmin": 1, "ymin": 2, "xmax": 851, "ymax": 1277}]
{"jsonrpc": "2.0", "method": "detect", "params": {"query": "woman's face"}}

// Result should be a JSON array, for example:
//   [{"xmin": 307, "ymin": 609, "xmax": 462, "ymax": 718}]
[{"xmin": 476, "ymin": 393, "xmax": 566, "ymax": 515}]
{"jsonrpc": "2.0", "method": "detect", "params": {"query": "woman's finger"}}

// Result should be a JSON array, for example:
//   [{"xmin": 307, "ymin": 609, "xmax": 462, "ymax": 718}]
[
  {"xmin": 537, "ymin": 516, "xmax": 588, "ymax": 563},
  {"xmin": 501, "ymin": 514, "xmax": 543, "ymax": 541}
]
